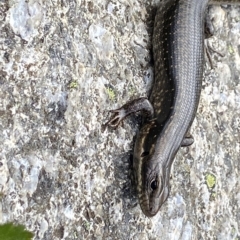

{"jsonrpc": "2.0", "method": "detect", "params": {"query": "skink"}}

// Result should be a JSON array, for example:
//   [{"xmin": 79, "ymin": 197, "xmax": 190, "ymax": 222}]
[{"xmin": 107, "ymin": 0, "xmax": 240, "ymax": 217}]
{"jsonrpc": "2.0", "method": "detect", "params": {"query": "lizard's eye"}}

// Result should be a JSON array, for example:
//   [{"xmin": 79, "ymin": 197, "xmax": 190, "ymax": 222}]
[{"xmin": 150, "ymin": 180, "xmax": 158, "ymax": 190}]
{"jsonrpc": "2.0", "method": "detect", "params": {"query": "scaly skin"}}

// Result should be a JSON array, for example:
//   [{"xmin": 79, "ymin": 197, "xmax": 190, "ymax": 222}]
[
  {"xmin": 135, "ymin": 0, "xmax": 208, "ymax": 217},
  {"xmin": 107, "ymin": 0, "xmax": 240, "ymax": 217}
]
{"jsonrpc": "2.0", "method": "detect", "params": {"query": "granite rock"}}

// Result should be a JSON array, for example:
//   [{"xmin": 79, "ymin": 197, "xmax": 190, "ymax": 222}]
[{"xmin": 0, "ymin": 0, "xmax": 239, "ymax": 239}]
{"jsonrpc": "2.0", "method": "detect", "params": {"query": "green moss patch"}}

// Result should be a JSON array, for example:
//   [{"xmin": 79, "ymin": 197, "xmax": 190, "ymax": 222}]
[
  {"xmin": 205, "ymin": 173, "xmax": 216, "ymax": 189},
  {"xmin": 105, "ymin": 86, "xmax": 116, "ymax": 101}
]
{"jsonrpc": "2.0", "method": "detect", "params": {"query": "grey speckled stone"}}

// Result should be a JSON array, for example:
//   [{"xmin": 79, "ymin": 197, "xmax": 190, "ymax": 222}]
[{"xmin": 0, "ymin": 0, "xmax": 239, "ymax": 239}]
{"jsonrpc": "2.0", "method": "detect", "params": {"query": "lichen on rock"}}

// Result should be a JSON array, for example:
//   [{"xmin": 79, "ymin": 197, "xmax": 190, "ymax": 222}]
[{"xmin": 0, "ymin": 1, "xmax": 240, "ymax": 239}]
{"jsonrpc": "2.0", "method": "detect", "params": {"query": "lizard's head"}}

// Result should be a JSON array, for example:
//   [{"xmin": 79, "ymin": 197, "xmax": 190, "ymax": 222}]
[
  {"xmin": 139, "ymin": 159, "xmax": 170, "ymax": 217},
  {"xmin": 133, "ymin": 121, "xmax": 171, "ymax": 217}
]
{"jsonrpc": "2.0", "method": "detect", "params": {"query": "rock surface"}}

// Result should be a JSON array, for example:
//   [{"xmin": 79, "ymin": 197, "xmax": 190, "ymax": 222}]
[{"xmin": 0, "ymin": 0, "xmax": 239, "ymax": 239}]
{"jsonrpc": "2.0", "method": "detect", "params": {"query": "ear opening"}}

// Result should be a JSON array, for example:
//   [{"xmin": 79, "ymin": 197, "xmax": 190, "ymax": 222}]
[{"xmin": 141, "ymin": 151, "xmax": 149, "ymax": 157}]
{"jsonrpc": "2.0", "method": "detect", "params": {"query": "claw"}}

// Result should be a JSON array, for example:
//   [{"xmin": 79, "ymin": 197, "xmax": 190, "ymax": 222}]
[
  {"xmin": 109, "ymin": 108, "xmax": 121, "ymax": 113},
  {"xmin": 106, "ymin": 109, "xmax": 126, "ymax": 128},
  {"xmin": 105, "ymin": 98, "xmax": 154, "ymax": 129}
]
